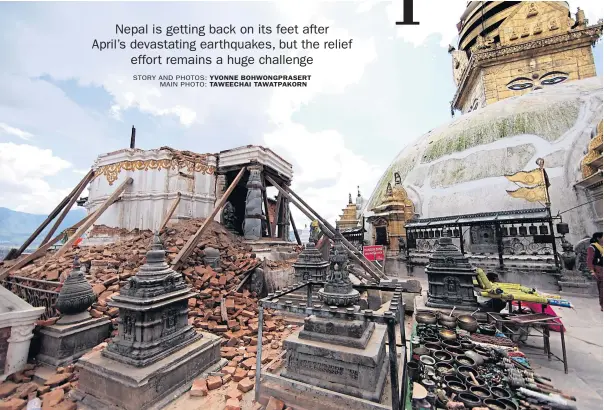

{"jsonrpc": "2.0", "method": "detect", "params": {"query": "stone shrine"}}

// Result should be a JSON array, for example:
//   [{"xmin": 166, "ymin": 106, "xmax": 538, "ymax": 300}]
[
  {"xmin": 425, "ymin": 233, "xmax": 479, "ymax": 310},
  {"xmin": 282, "ymin": 239, "xmax": 329, "ymax": 306},
  {"xmin": 37, "ymin": 256, "xmax": 111, "ymax": 366},
  {"xmin": 75, "ymin": 233, "xmax": 223, "ymax": 410},
  {"xmin": 281, "ymin": 232, "xmax": 389, "ymax": 402}
]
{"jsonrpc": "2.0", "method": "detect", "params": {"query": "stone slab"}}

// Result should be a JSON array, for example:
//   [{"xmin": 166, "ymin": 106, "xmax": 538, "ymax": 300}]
[
  {"xmin": 74, "ymin": 332, "xmax": 222, "ymax": 410},
  {"xmin": 260, "ymin": 372, "xmax": 391, "ymax": 410},
  {"xmin": 282, "ymin": 324, "xmax": 389, "ymax": 402},
  {"xmin": 36, "ymin": 316, "xmax": 112, "ymax": 367},
  {"xmin": 298, "ymin": 316, "xmax": 374, "ymax": 349}
]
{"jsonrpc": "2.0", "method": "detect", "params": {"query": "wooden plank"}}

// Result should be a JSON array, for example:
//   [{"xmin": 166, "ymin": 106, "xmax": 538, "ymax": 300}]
[
  {"xmin": 289, "ymin": 208, "xmax": 302, "ymax": 245},
  {"xmin": 264, "ymin": 175, "xmax": 383, "ymax": 282},
  {"xmin": 272, "ymin": 192, "xmax": 282, "ymax": 239},
  {"xmin": 262, "ymin": 174, "xmax": 273, "ymax": 238},
  {"xmin": 51, "ymin": 177, "xmax": 133, "ymax": 260},
  {"xmin": 41, "ymin": 169, "xmax": 95, "ymax": 246},
  {"xmin": 172, "ymin": 167, "xmax": 247, "ymax": 267},
  {"xmin": 9, "ymin": 176, "xmax": 87, "ymax": 259},
  {"xmin": 159, "ymin": 192, "xmax": 182, "ymax": 231},
  {"xmin": 0, "ymin": 211, "xmax": 96, "ymax": 280}
]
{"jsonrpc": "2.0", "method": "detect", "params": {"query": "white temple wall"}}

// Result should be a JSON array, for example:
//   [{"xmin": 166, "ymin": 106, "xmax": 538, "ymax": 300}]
[{"xmin": 85, "ymin": 149, "xmax": 217, "ymax": 232}]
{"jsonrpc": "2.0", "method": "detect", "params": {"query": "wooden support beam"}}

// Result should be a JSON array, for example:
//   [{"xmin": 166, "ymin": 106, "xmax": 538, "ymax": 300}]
[
  {"xmin": 172, "ymin": 167, "xmax": 247, "ymax": 267},
  {"xmin": 262, "ymin": 175, "xmax": 273, "ymax": 238},
  {"xmin": 159, "ymin": 192, "xmax": 182, "ymax": 232},
  {"xmin": 289, "ymin": 208, "xmax": 302, "ymax": 245},
  {"xmin": 41, "ymin": 169, "xmax": 95, "ymax": 246},
  {"xmin": 271, "ymin": 192, "xmax": 282, "ymax": 239},
  {"xmin": 281, "ymin": 181, "xmax": 386, "ymax": 281},
  {"xmin": 264, "ymin": 176, "xmax": 378, "ymax": 283},
  {"xmin": 0, "ymin": 211, "xmax": 96, "ymax": 280},
  {"xmin": 9, "ymin": 173, "xmax": 91, "ymax": 259},
  {"xmin": 51, "ymin": 177, "xmax": 134, "ymax": 260}
]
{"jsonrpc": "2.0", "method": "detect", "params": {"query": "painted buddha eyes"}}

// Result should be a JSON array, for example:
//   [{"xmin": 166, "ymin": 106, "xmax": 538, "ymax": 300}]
[
  {"xmin": 506, "ymin": 71, "xmax": 569, "ymax": 91},
  {"xmin": 539, "ymin": 71, "xmax": 568, "ymax": 85},
  {"xmin": 507, "ymin": 77, "xmax": 533, "ymax": 91}
]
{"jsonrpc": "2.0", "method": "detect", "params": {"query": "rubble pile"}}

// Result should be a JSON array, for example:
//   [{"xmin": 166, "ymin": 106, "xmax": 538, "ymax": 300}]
[
  {"xmin": 2, "ymin": 218, "xmax": 300, "ymax": 409},
  {"xmin": 0, "ymin": 364, "xmax": 78, "ymax": 410}
]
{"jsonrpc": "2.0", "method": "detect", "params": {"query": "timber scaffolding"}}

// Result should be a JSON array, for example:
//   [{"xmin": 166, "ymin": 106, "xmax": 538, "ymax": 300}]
[{"xmin": 1, "ymin": 151, "xmax": 386, "ymax": 286}]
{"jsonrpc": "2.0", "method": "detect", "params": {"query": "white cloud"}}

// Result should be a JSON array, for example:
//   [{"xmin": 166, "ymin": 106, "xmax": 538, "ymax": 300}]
[
  {"xmin": 0, "ymin": 142, "xmax": 72, "ymax": 213},
  {"xmin": 264, "ymin": 122, "xmax": 382, "ymax": 226},
  {"xmin": 261, "ymin": 1, "xmax": 381, "ymax": 229},
  {"xmin": 0, "ymin": 122, "xmax": 33, "ymax": 141}
]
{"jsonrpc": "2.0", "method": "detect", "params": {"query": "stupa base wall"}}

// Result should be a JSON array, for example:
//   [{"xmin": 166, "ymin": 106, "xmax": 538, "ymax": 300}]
[{"xmin": 74, "ymin": 332, "xmax": 222, "ymax": 410}]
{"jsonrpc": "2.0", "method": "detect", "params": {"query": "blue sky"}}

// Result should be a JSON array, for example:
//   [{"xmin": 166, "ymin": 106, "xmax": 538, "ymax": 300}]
[{"xmin": 0, "ymin": 0, "xmax": 602, "ymax": 229}]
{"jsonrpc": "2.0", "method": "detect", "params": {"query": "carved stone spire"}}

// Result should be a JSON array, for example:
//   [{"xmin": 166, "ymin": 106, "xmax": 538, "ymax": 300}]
[
  {"xmin": 102, "ymin": 232, "xmax": 201, "ymax": 367},
  {"xmin": 55, "ymin": 256, "xmax": 97, "ymax": 325}
]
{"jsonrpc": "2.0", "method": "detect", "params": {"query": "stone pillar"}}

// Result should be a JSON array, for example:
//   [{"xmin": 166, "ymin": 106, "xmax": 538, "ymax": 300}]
[
  {"xmin": 243, "ymin": 166, "xmax": 264, "ymax": 241},
  {"xmin": 0, "ymin": 285, "xmax": 44, "ymax": 381},
  {"xmin": 5, "ymin": 324, "xmax": 35, "ymax": 376}
]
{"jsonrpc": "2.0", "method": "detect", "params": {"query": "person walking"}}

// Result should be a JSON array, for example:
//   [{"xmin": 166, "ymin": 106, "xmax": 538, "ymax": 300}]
[{"xmin": 587, "ymin": 232, "xmax": 603, "ymax": 311}]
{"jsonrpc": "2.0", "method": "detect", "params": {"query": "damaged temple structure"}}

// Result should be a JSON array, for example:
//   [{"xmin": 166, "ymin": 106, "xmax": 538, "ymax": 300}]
[{"xmin": 83, "ymin": 145, "xmax": 295, "ymax": 246}]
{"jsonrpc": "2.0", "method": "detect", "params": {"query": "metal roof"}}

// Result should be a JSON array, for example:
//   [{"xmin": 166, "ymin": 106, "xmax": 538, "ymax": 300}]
[{"xmin": 405, "ymin": 207, "xmax": 551, "ymax": 229}]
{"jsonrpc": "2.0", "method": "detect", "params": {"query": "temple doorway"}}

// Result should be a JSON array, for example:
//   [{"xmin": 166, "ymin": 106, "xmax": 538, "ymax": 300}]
[{"xmin": 375, "ymin": 227, "xmax": 388, "ymax": 246}]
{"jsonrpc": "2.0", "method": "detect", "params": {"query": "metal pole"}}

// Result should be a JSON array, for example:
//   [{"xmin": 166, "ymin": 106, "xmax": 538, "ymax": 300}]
[
  {"xmin": 254, "ymin": 304, "xmax": 264, "ymax": 402},
  {"xmin": 386, "ymin": 313, "xmax": 400, "ymax": 410},
  {"xmin": 495, "ymin": 222, "xmax": 505, "ymax": 269},
  {"xmin": 398, "ymin": 297, "xmax": 408, "ymax": 407},
  {"xmin": 130, "ymin": 125, "xmax": 136, "ymax": 149}
]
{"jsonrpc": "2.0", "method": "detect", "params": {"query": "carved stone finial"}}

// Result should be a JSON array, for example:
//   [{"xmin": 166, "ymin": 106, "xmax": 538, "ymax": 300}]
[
  {"xmin": 348, "ymin": 193, "xmax": 352, "ymax": 204},
  {"xmin": 357, "ymin": 186, "xmax": 361, "ymax": 197},
  {"xmin": 55, "ymin": 255, "xmax": 97, "ymax": 324}
]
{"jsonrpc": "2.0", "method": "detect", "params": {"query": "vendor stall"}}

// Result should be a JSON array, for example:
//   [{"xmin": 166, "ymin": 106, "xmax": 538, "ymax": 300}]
[{"xmin": 407, "ymin": 312, "xmax": 577, "ymax": 410}]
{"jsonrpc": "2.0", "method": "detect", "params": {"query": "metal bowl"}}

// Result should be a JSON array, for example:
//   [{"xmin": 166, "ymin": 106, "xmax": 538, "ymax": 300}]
[
  {"xmin": 435, "ymin": 361, "xmax": 455, "ymax": 374},
  {"xmin": 439, "ymin": 329, "xmax": 457, "ymax": 341},
  {"xmin": 433, "ymin": 350, "xmax": 453, "ymax": 364},
  {"xmin": 445, "ymin": 346, "xmax": 465, "ymax": 356},
  {"xmin": 470, "ymin": 386, "xmax": 492, "ymax": 399},
  {"xmin": 490, "ymin": 386, "xmax": 512, "ymax": 399},
  {"xmin": 457, "ymin": 365, "xmax": 478, "ymax": 378},
  {"xmin": 457, "ymin": 315, "xmax": 479, "ymax": 333},
  {"xmin": 498, "ymin": 398, "xmax": 518, "ymax": 410},
  {"xmin": 455, "ymin": 355, "xmax": 476, "ymax": 368},
  {"xmin": 438, "ymin": 316, "xmax": 457, "ymax": 329},
  {"xmin": 465, "ymin": 376, "xmax": 486, "ymax": 387},
  {"xmin": 484, "ymin": 398, "xmax": 508, "ymax": 410},
  {"xmin": 416, "ymin": 312, "xmax": 438, "ymax": 325},
  {"xmin": 442, "ymin": 339, "xmax": 461, "ymax": 349}
]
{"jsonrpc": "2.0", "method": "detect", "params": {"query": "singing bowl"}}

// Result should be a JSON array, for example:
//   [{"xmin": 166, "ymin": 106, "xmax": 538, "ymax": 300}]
[
  {"xmin": 439, "ymin": 329, "xmax": 457, "ymax": 341},
  {"xmin": 457, "ymin": 315, "xmax": 479, "ymax": 333},
  {"xmin": 416, "ymin": 312, "xmax": 438, "ymax": 325}
]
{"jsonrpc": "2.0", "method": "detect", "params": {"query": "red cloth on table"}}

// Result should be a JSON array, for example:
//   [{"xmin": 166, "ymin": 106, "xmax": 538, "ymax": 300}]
[{"xmin": 511, "ymin": 301, "xmax": 565, "ymax": 332}]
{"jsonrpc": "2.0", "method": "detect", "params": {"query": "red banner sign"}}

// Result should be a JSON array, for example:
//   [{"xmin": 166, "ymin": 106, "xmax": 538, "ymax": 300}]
[{"xmin": 363, "ymin": 245, "xmax": 385, "ymax": 261}]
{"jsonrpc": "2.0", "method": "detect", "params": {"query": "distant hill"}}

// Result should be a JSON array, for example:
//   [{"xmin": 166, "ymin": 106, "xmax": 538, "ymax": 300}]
[{"xmin": 0, "ymin": 207, "xmax": 87, "ymax": 248}]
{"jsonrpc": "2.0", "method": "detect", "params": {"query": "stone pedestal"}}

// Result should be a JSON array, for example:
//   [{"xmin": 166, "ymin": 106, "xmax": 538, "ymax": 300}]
[
  {"xmin": 36, "ymin": 317, "xmax": 111, "ymax": 367},
  {"xmin": 75, "ymin": 334, "xmax": 222, "ymax": 410},
  {"xmin": 282, "ymin": 316, "xmax": 389, "ymax": 402},
  {"xmin": 279, "ymin": 232, "xmax": 389, "ymax": 404}
]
